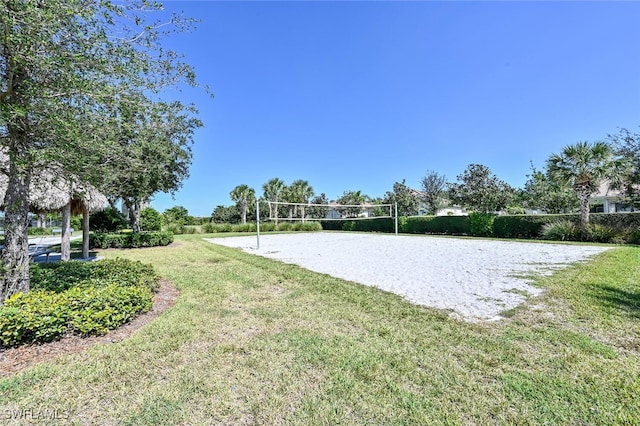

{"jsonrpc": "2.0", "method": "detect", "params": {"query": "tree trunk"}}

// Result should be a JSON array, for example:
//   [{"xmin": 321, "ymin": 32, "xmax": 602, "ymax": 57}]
[
  {"xmin": 241, "ymin": 200, "xmax": 247, "ymax": 224},
  {"xmin": 1, "ymin": 163, "xmax": 32, "ymax": 302},
  {"xmin": 123, "ymin": 198, "xmax": 140, "ymax": 232},
  {"xmin": 61, "ymin": 203, "xmax": 72, "ymax": 261},
  {"xmin": 82, "ymin": 209, "xmax": 90, "ymax": 259},
  {"xmin": 37, "ymin": 213, "xmax": 45, "ymax": 228},
  {"xmin": 132, "ymin": 200, "xmax": 141, "ymax": 233},
  {"xmin": 579, "ymin": 193, "xmax": 590, "ymax": 240},
  {"xmin": 274, "ymin": 198, "xmax": 279, "ymax": 226}
]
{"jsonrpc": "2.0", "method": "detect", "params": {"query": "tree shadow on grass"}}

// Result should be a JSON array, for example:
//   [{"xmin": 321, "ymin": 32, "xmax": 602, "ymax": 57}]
[{"xmin": 590, "ymin": 285, "xmax": 640, "ymax": 319}]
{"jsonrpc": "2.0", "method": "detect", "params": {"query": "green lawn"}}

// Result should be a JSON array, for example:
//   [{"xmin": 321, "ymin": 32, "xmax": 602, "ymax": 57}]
[{"xmin": 1, "ymin": 234, "xmax": 639, "ymax": 425}]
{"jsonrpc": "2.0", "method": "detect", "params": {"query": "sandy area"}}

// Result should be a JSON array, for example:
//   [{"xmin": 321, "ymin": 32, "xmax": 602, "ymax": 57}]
[{"xmin": 206, "ymin": 232, "xmax": 610, "ymax": 322}]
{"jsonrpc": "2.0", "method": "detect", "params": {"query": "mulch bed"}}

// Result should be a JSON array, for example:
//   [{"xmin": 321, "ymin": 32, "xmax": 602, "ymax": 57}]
[{"xmin": 0, "ymin": 279, "xmax": 180, "ymax": 378}]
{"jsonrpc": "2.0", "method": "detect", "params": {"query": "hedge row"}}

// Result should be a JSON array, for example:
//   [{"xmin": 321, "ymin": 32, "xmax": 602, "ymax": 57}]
[
  {"xmin": 493, "ymin": 213, "xmax": 640, "ymax": 239},
  {"xmin": 317, "ymin": 212, "xmax": 640, "ymax": 244},
  {"xmin": 90, "ymin": 231, "xmax": 174, "ymax": 249},
  {"xmin": 0, "ymin": 258, "xmax": 159, "ymax": 347},
  {"xmin": 321, "ymin": 218, "xmax": 395, "ymax": 233},
  {"xmin": 166, "ymin": 222, "xmax": 323, "ymax": 234}
]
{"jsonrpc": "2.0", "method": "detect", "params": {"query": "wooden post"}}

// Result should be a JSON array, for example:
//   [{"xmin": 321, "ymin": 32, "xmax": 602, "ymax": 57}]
[
  {"xmin": 82, "ymin": 208, "xmax": 90, "ymax": 259},
  {"xmin": 61, "ymin": 202, "xmax": 71, "ymax": 261}
]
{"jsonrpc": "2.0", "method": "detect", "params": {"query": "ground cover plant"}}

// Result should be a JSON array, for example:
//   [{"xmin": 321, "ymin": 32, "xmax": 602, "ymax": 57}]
[
  {"xmin": 0, "ymin": 234, "xmax": 638, "ymax": 424},
  {"xmin": 0, "ymin": 259, "xmax": 159, "ymax": 347}
]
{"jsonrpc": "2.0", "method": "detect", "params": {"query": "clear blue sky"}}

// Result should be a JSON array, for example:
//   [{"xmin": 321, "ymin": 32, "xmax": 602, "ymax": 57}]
[{"xmin": 151, "ymin": 1, "xmax": 640, "ymax": 217}]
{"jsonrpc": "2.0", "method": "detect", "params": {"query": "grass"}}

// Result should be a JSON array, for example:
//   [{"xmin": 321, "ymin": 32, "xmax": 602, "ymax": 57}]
[{"xmin": 1, "ymin": 234, "xmax": 639, "ymax": 424}]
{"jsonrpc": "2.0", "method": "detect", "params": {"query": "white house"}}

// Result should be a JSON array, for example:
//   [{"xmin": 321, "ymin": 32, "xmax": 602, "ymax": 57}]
[{"xmin": 590, "ymin": 182, "xmax": 638, "ymax": 213}]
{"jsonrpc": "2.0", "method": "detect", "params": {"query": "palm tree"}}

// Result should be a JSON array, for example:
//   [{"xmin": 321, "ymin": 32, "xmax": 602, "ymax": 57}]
[
  {"xmin": 289, "ymin": 179, "xmax": 314, "ymax": 221},
  {"xmin": 337, "ymin": 190, "xmax": 369, "ymax": 218},
  {"xmin": 547, "ymin": 141, "xmax": 626, "ymax": 237},
  {"xmin": 230, "ymin": 184, "xmax": 255, "ymax": 224},
  {"xmin": 262, "ymin": 178, "xmax": 285, "ymax": 224}
]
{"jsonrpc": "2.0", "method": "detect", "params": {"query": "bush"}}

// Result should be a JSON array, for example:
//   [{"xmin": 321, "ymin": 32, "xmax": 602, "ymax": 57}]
[
  {"xmin": 66, "ymin": 284, "xmax": 153, "ymax": 335},
  {"xmin": 28, "ymin": 227, "xmax": 53, "ymax": 236},
  {"xmin": 140, "ymin": 207, "xmax": 163, "ymax": 231},
  {"xmin": 90, "ymin": 207, "xmax": 128, "ymax": 233},
  {"xmin": 627, "ymin": 228, "xmax": 640, "ymax": 245},
  {"xmin": 1, "ymin": 258, "xmax": 158, "ymax": 347},
  {"xmin": 30, "ymin": 258, "xmax": 160, "ymax": 294},
  {"xmin": 90, "ymin": 231, "xmax": 174, "ymax": 249},
  {"xmin": 587, "ymin": 224, "xmax": 619, "ymax": 243},
  {"xmin": 71, "ymin": 215, "xmax": 82, "ymax": 231},
  {"xmin": 469, "ymin": 213, "xmax": 496, "ymax": 237},
  {"xmin": 404, "ymin": 216, "xmax": 471, "ymax": 235},
  {"xmin": 541, "ymin": 220, "xmax": 580, "ymax": 241},
  {"xmin": 0, "ymin": 291, "xmax": 70, "ymax": 345},
  {"xmin": 493, "ymin": 215, "xmax": 554, "ymax": 239}
]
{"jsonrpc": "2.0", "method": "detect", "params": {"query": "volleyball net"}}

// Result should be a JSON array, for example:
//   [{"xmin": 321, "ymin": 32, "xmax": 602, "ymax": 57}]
[{"xmin": 255, "ymin": 200, "xmax": 398, "ymax": 248}]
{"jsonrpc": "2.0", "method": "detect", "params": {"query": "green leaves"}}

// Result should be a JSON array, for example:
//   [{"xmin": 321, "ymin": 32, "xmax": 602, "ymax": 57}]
[
  {"xmin": 1, "ymin": 258, "xmax": 159, "ymax": 347},
  {"xmin": 448, "ymin": 164, "xmax": 514, "ymax": 213}
]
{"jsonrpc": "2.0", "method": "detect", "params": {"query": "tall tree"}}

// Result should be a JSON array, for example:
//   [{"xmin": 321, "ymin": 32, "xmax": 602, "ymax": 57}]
[
  {"xmin": 448, "ymin": 164, "xmax": 514, "ymax": 213},
  {"xmin": 0, "ymin": 0, "xmax": 200, "ymax": 301},
  {"xmin": 163, "ymin": 206, "xmax": 191, "ymax": 226},
  {"xmin": 420, "ymin": 170, "xmax": 448, "ymax": 215},
  {"xmin": 521, "ymin": 163, "xmax": 578, "ymax": 213},
  {"xmin": 307, "ymin": 193, "xmax": 329, "ymax": 219},
  {"xmin": 211, "ymin": 205, "xmax": 241, "ymax": 224},
  {"xmin": 102, "ymin": 99, "xmax": 201, "ymax": 232},
  {"xmin": 336, "ymin": 190, "xmax": 369, "ymax": 218},
  {"xmin": 262, "ymin": 177, "xmax": 285, "ymax": 223},
  {"xmin": 383, "ymin": 179, "xmax": 419, "ymax": 217},
  {"xmin": 230, "ymin": 184, "xmax": 255, "ymax": 224},
  {"xmin": 547, "ymin": 141, "xmax": 626, "ymax": 236},
  {"xmin": 289, "ymin": 179, "xmax": 314, "ymax": 221},
  {"xmin": 608, "ymin": 127, "xmax": 640, "ymax": 209}
]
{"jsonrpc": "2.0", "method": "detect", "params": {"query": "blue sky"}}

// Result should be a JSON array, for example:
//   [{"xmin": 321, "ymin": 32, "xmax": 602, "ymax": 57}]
[{"xmin": 151, "ymin": 1, "xmax": 640, "ymax": 217}]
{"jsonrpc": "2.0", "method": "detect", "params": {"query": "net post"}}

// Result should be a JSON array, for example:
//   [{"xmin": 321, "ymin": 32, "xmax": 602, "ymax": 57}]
[
  {"xmin": 256, "ymin": 199, "xmax": 260, "ymax": 249},
  {"xmin": 394, "ymin": 202, "xmax": 398, "ymax": 236}
]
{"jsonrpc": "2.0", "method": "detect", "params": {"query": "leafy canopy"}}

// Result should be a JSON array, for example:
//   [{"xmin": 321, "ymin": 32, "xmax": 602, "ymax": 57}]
[{"xmin": 448, "ymin": 164, "xmax": 513, "ymax": 213}]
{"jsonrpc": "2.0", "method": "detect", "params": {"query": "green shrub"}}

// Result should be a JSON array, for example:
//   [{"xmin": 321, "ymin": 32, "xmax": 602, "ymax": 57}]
[
  {"xmin": 28, "ymin": 227, "xmax": 53, "ymax": 236},
  {"xmin": 66, "ymin": 284, "xmax": 153, "ymax": 335},
  {"xmin": 31, "ymin": 258, "xmax": 160, "ymax": 293},
  {"xmin": 203, "ymin": 223, "xmax": 232, "ymax": 233},
  {"xmin": 398, "ymin": 216, "xmax": 408, "ymax": 233},
  {"xmin": 71, "ymin": 215, "xmax": 82, "ymax": 231},
  {"xmin": 2, "ymin": 259, "xmax": 159, "ymax": 347},
  {"xmin": 165, "ymin": 223, "xmax": 185, "ymax": 235},
  {"xmin": 627, "ymin": 228, "xmax": 640, "ymax": 245},
  {"xmin": 140, "ymin": 207, "xmax": 163, "ymax": 231},
  {"xmin": 493, "ymin": 215, "xmax": 554, "ymax": 239},
  {"xmin": 258, "ymin": 222, "xmax": 276, "ymax": 232},
  {"xmin": 180, "ymin": 225, "xmax": 199, "ymax": 234},
  {"xmin": 587, "ymin": 224, "xmax": 619, "ymax": 243},
  {"xmin": 320, "ymin": 220, "xmax": 343, "ymax": 231},
  {"xmin": 275, "ymin": 222, "xmax": 290, "ymax": 231},
  {"xmin": 234, "ymin": 223, "xmax": 256, "ymax": 233},
  {"xmin": 590, "ymin": 212, "xmax": 640, "ymax": 231},
  {"xmin": 469, "ymin": 213, "xmax": 496, "ymax": 237},
  {"xmin": 90, "ymin": 207, "xmax": 128, "ymax": 233},
  {"xmin": 541, "ymin": 220, "xmax": 580, "ymax": 241},
  {"xmin": 0, "ymin": 291, "xmax": 70, "ymax": 346},
  {"xmin": 404, "ymin": 216, "xmax": 470, "ymax": 235},
  {"xmin": 291, "ymin": 222, "xmax": 322, "ymax": 232},
  {"xmin": 90, "ymin": 231, "xmax": 173, "ymax": 249}
]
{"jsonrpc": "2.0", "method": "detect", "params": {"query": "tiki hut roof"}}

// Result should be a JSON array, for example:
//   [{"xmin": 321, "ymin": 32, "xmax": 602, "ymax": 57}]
[{"xmin": 0, "ymin": 153, "xmax": 108, "ymax": 214}]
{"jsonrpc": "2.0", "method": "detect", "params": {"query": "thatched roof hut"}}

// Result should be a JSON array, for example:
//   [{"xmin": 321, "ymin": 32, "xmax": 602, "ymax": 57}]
[{"xmin": 0, "ymin": 154, "xmax": 108, "ymax": 259}]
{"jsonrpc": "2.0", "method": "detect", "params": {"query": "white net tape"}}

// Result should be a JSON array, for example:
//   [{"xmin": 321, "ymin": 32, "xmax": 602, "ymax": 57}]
[{"xmin": 264, "ymin": 201, "xmax": 395, "ymax": 221}]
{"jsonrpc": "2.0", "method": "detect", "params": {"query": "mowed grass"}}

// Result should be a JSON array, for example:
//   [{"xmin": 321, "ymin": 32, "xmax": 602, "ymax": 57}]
[{"xmin": 1, "ymin": 234, "xmax": 639, "ymax": 425}]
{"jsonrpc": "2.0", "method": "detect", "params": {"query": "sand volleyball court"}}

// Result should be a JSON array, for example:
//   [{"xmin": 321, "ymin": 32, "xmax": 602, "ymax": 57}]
[{"xmin": 207, "ymin": 233, "xmax": 610, "ymax": 321}]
